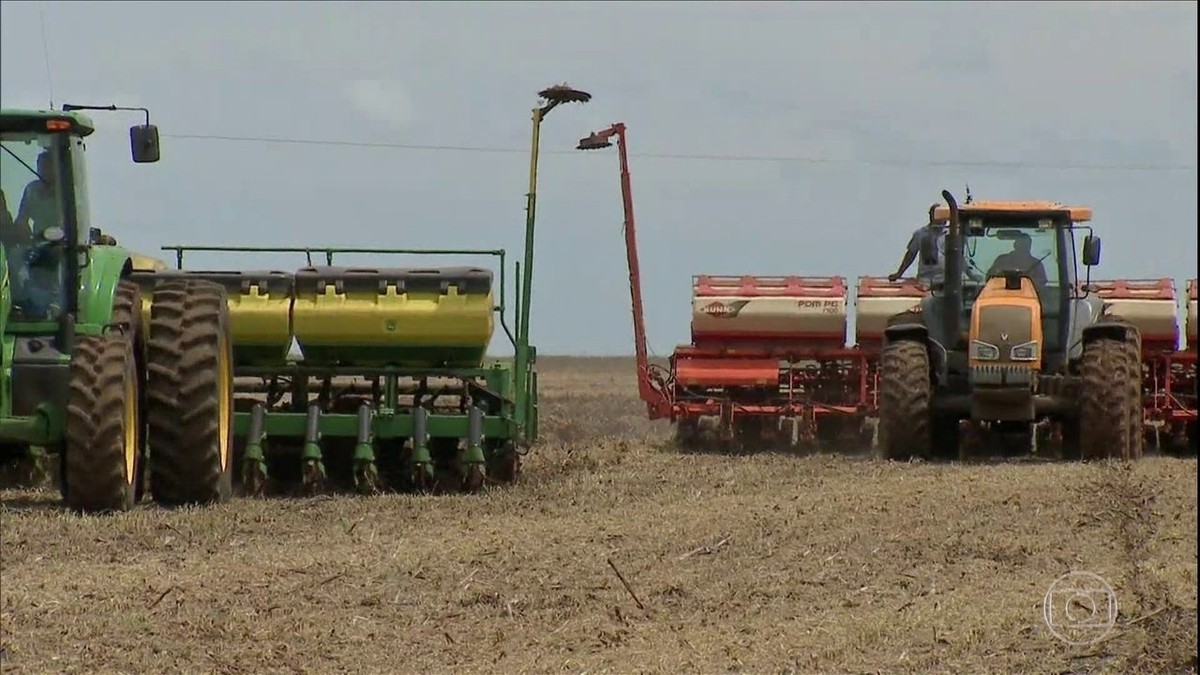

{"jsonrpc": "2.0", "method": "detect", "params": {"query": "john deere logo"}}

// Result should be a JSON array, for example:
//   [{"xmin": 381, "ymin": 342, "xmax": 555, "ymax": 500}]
[{"xmin": 701, "ymin": 300, "xmax": 750, "ymax": 318}]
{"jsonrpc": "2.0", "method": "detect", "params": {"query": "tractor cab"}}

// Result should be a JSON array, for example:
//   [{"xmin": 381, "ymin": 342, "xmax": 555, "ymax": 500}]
[
  {"xmin": 926, "ymin": 201, "xmax": 1101, "ymax": 372},
  {"xmin": 1, "ymin": 108, "xmax": 158, "ymax": 323}
]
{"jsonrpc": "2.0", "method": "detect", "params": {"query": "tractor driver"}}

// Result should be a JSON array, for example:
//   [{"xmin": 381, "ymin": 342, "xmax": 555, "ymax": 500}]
[
  {"xmin": 13, "ymin": 151, "xmax": 61, "ymax": 240},
  {"xmin": 986, "ymin": 232, "xmax": 1048, "ymax": 289},
  {"xmin": 8, "ymin": 151, "xmax": 65, "ymax": 318}
]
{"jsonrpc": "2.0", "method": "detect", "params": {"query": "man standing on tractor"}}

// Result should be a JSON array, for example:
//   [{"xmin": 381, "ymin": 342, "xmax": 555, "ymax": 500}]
[{"xmin": 888, "ymin": 204, "xmax": 945, "ymax": 285}]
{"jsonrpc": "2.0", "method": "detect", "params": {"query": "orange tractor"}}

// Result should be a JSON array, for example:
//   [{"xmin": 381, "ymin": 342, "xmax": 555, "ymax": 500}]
[{"xmin": 877, "ymin": 191, "xmax": 1168, "ymax": 460}]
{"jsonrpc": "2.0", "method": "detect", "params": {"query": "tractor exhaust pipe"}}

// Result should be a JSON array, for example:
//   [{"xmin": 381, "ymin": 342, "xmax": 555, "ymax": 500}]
[{"xmin": 941, "ymin": 189, "xmax": 964, "ymax": 346}]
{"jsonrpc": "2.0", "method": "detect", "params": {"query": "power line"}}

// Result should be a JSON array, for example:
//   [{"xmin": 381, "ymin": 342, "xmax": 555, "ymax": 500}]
[{"xmin": 163, "ymin": 132, "xmax": 1198, "ymax": 172}]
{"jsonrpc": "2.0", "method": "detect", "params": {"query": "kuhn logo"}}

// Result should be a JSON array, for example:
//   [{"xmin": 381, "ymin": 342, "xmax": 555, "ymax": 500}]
[{"xmin": 701, "ymin": 300, "xmax": 750, "ymax": 318}]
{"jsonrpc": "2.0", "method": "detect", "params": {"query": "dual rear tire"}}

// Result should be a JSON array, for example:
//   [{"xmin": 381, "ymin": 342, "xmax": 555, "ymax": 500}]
[
  {"xmin": 1076, "ymin": 323, "xmax": 1144, "ymax": 461},
  {"xmin": 62, "ymin": 278, "xmax": 234, "ymax": 513}
]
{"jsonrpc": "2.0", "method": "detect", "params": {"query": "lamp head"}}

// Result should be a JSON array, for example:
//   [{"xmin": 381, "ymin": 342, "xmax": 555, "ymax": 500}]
[
  {"xmin": 539, "ymin": 84, "xmax": 592, "ymax": 104},
  {"xmin": 576, "ymin": 132, "xmax": 613, "ymax": 150}
]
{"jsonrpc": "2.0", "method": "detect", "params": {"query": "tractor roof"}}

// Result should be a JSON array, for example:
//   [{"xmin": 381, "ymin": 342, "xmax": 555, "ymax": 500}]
[
  {"xmin": 0, "ymin": 107, "xmax": 96, "ymax": 137},
  {"xmin": 933, "ymin": 200, "xmax": 1092, "ymax": 223}
]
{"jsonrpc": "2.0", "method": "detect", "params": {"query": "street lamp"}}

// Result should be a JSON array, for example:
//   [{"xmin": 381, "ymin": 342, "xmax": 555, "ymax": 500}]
[
  {"xmin": 514, "ymin": 84, "xmax": 592, "ymax": 436},
  {"xmin": 574, "ymin": 123, "xmax": 670, "ymax": 418}
]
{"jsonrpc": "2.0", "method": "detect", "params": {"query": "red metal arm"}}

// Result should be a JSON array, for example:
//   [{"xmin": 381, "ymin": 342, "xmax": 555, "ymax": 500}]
[{"xmin": 584, "ymin": 123, "xmax": 672, "ymax": 418}]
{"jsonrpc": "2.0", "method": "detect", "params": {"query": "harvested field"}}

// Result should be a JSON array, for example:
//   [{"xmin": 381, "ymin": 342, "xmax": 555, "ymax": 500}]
[{"xmin": 1, "ymin": 356, "xmax": 1197, "ymax": 674}]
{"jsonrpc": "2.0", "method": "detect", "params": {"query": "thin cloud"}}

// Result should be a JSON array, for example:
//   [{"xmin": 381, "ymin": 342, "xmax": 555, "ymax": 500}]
[{"xmin": 342, "ymin": 79, "xmax": 414, "ymax": 130}]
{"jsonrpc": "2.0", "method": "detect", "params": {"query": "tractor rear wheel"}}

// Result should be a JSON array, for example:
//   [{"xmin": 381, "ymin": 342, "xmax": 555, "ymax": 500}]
[
  {"xmin": 878, "ymin": 339, "xmax": 932, "ymax": 461},
  {"xmin": 1079, "ymin": 333, "xmax": 1141, "ymax": 461},
  {"xmin": 63, "ymin": 332, "xmax": 141, "ymax": 513},
  {"xmin": 110, "ymin": 279, "xmax": 148, "ymax": 498},
  {"xmin": 146, "ymin": 279, "xmax": 235, "ymax": 506},
  {"xmin": 109, "ymin": 279, "xmax": 144, "ymax": 344},
  {"xmin": 1115, "ymin": 321, "xmax": 1145, "ymax": 460},
  {"xmin": 1100, "ymin": 317, "xmax": 1145, "ymax": 459}
]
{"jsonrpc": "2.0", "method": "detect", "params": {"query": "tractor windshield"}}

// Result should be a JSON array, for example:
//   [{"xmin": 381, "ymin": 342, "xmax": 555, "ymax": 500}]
[
  {"xmin": 1, "ymin": 131, "xmax": 69, "ymax": 321},
  {"xmin": 958, "ymin": 217, "xmax": 1074, "ymax": 354},
  {"xmin": 962, "ymin": 221, "xmax": 1061, "ymax": 295}
]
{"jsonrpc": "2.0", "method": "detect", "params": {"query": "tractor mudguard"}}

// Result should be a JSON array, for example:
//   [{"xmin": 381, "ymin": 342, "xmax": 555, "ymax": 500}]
[
  {"xmin": 884, "ymin": 321, "xmax": 928, "ymax": 343},
  {"xmin": 883, "ymin": 310, "xmax": 929, "ymax": 345},
  {"xmin": 77, "ymin": 245, "xmax": 134, "ymax": 330},
  {"xmin": 1080, "ymin": 317, "xmax": 1138, "ymax": 345},
  {"xmin": 882, "ymin": 310, "xmax": 953, "ymax": 381}
]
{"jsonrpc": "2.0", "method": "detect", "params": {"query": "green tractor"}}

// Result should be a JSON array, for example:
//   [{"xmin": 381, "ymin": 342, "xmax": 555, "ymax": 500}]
[{"xmin": 1, "ymin": 105, "xmax": 234, "ymax": 512}]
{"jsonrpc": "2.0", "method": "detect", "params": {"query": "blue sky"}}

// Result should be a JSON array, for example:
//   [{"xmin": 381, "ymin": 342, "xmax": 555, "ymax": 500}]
[{"xmin": 2, "ymin": 0, "xmax": 1196, "ymax": 355}]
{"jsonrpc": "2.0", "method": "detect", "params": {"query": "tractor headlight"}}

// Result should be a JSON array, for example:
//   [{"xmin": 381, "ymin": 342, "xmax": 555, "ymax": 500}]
[
  {"xmin": 970, "ymin": 340, "xmax": 1000, "ymax": 361},
  {"xmin": 1010, "ymin": 340, "xmax": 1040, "ymax": 361}
]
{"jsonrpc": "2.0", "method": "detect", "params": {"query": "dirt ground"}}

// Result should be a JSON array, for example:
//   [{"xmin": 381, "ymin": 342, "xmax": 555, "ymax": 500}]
[{"xmin": 1, "ymin": 356, "xmax": 1196, "ymax": 674}]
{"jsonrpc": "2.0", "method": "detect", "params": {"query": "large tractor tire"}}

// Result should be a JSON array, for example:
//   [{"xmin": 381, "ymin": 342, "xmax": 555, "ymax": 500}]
[
  {"xmin": 110, "ymin": 278, "xmax": 149, "ymax": 497},
  {"xmin": 63, "ymin": 331, "xmax": 142, "ymax": 513},
  {"xmin": 1111, "ymin": 319, "xmax": 1145, "ymax": 460},
  {"xmin": 878, "ymin": 339, "xmax": 932, "ymax": 461},
  {"xmin": 109, "ymin": 279, "xmax": 144, "ymax": 345},
  {"xmin": 1078, "ymin": 331, "xmax": 1142, "ymax": 461},
  {"xmin": 146, "ymin": 279, "xmax": 235, "ymax": 506}
]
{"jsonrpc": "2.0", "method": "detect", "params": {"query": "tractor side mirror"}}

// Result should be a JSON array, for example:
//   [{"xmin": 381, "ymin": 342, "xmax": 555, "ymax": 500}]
[
  {"xmin": 1082, "ymin": 235, "xmax": 1101, "ymax": 266},
  {"xmin": 130, "ymin": 124, "xmax": 161, "ymax": 163},
  {"xmin": 88, "ymin": 227, "xmax": 117, "ymax": 246},
  {"xmin": 919, "ymin": 235, "xmax": 940, "ymax": 267}
]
